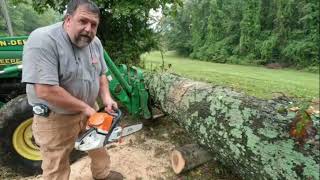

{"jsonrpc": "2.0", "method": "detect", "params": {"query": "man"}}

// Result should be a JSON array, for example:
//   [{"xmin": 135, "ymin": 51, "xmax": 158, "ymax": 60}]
[{"xmin": 22, "ymin": 0, "xmax": 123, "ymax": 179}]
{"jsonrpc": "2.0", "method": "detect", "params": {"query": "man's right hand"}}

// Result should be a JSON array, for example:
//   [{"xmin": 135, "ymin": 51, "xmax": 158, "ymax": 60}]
[{"xmin": 83, "ymin": 106, "xmax": 96, "ymax": 117}]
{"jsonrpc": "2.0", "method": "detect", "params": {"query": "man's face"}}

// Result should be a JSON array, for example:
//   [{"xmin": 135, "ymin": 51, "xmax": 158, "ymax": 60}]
[{"xmin": 65, "ymin": 5, "xmax": 99, "ymax": 48}]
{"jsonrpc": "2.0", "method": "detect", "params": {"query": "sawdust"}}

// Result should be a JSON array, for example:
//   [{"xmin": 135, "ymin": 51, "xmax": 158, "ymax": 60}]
[
  {"xmin": 2, "ymin": 116, "xmax": 240, "ymax": 180},
  {"xmin": 21, "ymin": 124, "xmax": 177, "ymax": 180}
]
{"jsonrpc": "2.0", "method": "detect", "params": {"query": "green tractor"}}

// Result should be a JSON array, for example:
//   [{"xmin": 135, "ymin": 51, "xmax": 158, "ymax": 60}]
[{"xmin": 0, "ymin": 36, "xmax": 152, "ymax": 174}]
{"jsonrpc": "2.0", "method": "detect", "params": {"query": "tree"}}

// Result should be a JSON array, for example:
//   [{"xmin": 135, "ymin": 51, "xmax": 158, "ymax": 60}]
[
  {"xmin": 162, "ymin": 0, "xmax": 319, "ymax": 69},
  {"xmin": 239, "ymin": 0, "xmax": 261, "ymax": 56},
  {"xmin": 30, "ymin": 0, "xmax": 182, "ymax": 64},
  {"xmin": 0, "ymin": 0, "xmax": 14, "ymax": 36},
  {"xmin": 145, "ymin": 72, "xmax": 319, "ymax": 179},
  {"xmin": 161, "ymin": 0, "xmax": 193, "ymax": 56},
  {"xmin": 0, "ymin": 0, "xmax": 61, "ymax": 36}
]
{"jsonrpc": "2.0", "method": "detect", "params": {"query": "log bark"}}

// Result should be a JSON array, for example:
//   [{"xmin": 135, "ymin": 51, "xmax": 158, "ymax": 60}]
[
  {"xmin": 144, "ymin": 72, "xmax": 319, "ymax": 180},
  {"xmin": 170, "ymin": 144, "xmax": 213, "ymax": 174}
]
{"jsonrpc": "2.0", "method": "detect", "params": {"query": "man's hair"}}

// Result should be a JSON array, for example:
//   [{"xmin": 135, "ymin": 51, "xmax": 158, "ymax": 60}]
[{"xmin": 65, "ymin": 0, "xmax": 100, "ymax": 18}]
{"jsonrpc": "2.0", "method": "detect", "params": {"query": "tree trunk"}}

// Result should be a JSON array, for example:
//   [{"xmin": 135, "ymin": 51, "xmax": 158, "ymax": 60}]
[
  {"xmin": 0, "ymin": 0, "xmax": 14, "ymax": 36},
  {"xmin": 144, "ymin": 72, "xmax": 319, "ymax": 180},
  {"xmin": 170, "ymin": 144, "xmax": 213, "ymax": 174}
]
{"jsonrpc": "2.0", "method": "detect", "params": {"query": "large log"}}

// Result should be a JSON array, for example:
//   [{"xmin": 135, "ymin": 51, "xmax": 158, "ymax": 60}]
[{"xmin": 144, "ymin": 72, "xmax": 319, "ymax": 180}]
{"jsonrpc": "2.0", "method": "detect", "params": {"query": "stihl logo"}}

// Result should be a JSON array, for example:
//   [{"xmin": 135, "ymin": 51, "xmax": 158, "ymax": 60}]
[{"xmin": 91, "ymin": 55, "xmax": 98, "ymax": 64}]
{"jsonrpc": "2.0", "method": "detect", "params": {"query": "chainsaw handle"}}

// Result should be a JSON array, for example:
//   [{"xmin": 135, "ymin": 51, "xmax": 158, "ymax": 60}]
[
  {"xmin": 103, "ymin": 109, "xmax": 122, "ymax": 146},
  {"xmin": 111, "ymin": 109, "xmax": 122, "ymax": 127}
]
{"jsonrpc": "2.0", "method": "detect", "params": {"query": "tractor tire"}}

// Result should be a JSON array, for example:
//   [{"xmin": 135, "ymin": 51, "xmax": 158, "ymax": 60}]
[
  {"xmin": 0, "ymin": 94, "xmax": 41, "ymax": 175},
  {"xmin": 0, "ymin": 95, "xmax": 85, "ymax": 176}
]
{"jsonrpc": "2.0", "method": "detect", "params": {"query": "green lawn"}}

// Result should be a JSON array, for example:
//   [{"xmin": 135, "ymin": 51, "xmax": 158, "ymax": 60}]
[{"xmin": 141, "ymin": 51, "xmax": 319, "ymax": 100}]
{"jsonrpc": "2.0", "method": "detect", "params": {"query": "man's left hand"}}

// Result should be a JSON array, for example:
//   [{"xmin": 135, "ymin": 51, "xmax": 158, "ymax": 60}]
[{"xmin": 104, "ymin": 98, "xmax": 118, "ymax": 115}]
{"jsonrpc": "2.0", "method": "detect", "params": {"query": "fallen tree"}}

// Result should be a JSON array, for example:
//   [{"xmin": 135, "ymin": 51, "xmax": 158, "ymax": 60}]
[{"xmin": 144, "ymin": 72, "xmax": 319, "ymax": 180}]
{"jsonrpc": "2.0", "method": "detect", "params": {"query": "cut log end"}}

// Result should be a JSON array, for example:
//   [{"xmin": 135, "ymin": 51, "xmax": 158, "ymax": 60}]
[
  {"xmin": 170, "ymin": 150, "xmax": 185, "ymax": 174},
  {"xmin": 170, "ymin": 144, "xmax": 213, "ymax": 174}
]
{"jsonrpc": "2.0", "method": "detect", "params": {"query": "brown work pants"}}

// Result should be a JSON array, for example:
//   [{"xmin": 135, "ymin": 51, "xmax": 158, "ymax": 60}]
[{"xmin": 32, "ymin": 112, "xmax": 110, "ymax": 180}]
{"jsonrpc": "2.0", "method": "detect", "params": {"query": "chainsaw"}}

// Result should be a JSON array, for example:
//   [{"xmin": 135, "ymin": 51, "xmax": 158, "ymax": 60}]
[{"xmin": 75, "ymin": 109, "xmax": 143, "ymax": 151}]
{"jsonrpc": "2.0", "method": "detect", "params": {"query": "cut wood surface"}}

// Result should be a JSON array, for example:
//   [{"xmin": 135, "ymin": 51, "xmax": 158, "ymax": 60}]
[
  {"xmin": 145, "ymin": 72, "xmax": 319, "ymax": 180},
  {"xmin": 170, "ymin": 144, "xmax": 213, "ymax": 174}
]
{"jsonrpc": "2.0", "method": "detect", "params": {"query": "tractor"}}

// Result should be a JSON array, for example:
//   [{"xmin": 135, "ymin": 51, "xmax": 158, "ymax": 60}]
[{"xmin": 0, "ymin": 35, "xmax": 152, "ymax": 174}]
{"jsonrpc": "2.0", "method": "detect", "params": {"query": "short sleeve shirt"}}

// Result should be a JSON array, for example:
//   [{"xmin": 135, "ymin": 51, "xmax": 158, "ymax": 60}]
[{"xmin": 22, "ymin": 22, "xmax": 108, "ymax": 114}]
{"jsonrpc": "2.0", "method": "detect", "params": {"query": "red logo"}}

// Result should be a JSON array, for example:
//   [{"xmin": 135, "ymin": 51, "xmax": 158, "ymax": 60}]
[{"xmin": 92, "ymin": 55, "xmax": 98, "ymax": 64}]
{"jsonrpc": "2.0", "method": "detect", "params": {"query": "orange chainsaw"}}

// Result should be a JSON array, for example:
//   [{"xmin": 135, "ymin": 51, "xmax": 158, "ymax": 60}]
[{"xmin": 75, "ymin": 110, "xmax": 143, "ymax": 151}]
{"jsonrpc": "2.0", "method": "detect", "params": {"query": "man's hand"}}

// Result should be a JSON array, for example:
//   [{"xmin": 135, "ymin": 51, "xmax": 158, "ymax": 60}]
[
  {"xmin": 83, "ymin": 105, "xmax": 96, "ymax": 117},
  {"xmin": 104, "ymin": 98, "xmax": 118, "ymax": 115},
  {"xmin": 99, "ymin": 75, "xmax": 118, "ymax": 114}
]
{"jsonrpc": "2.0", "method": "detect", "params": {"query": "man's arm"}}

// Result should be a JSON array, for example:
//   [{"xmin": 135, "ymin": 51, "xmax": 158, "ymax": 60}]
[
  {"xmin": 35, "ymin": 84, "xmax": 96, "ymax": 116},
  {"xmin": 99, "ymin": 75, "xmax": 118, "ymax": 114}
]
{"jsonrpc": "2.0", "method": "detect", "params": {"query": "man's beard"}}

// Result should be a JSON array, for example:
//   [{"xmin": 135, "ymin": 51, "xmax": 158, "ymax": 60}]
[{"xmin": 73, "ymin": 33, "xmax": 93, "ymax": 48}]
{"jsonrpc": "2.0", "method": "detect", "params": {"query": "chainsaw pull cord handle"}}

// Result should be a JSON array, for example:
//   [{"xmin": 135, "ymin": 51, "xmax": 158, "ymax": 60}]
[{"xmin": 103, "ymin": 109, "xmax": 122, "ymax": 146}]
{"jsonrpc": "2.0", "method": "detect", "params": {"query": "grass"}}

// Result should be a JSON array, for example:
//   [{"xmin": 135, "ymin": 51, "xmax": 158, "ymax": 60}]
[{"xmin": 141, "ymin": 51, "xmax": 319, "ymax": 101}]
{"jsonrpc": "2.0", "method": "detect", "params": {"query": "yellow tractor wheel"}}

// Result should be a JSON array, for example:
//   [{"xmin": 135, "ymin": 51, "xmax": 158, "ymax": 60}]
[
  {"xmin": 0, "ymin": 95, "xmax": 85, "ymax": 175},
  {"xmin": 0, "ymin": 95, "xmax": 42, "ymax": 175},
  {"xmin": 13, "ymin": 118, "xmax": 41, "ymax": 161}
]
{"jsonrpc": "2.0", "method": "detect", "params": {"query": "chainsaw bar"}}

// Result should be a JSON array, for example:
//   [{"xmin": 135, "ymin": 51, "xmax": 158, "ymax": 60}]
[{"xmin": 121, "ymin": 123, "xmax": 143, "ymax": 137}]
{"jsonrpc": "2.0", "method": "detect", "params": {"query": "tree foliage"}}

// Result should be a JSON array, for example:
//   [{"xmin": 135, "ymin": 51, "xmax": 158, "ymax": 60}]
[
  {"xmin": 163, "ymin": 0, "xmax": 319, "ymax": 69},
  {"xmin": 28, "ymin": 0, "xmax": 182, "ymax": 64},
  {"xmin": 0, "ymin": 0, "xmax": 61, "ymax": 36}
]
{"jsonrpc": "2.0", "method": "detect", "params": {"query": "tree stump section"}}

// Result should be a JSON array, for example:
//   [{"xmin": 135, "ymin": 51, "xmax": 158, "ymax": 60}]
[{"xmin": 170, "ymin": 144, "xmax": 213, "ymax": 174}]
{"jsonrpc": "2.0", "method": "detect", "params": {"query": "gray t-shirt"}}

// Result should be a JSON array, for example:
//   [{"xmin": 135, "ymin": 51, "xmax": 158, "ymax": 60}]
[{"xmin": 22, "ymin": 22, "xmax": 108, "ymax": 114}]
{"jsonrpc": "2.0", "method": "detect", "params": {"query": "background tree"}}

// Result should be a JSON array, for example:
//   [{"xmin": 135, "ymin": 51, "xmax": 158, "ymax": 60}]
[
  {"xmin": 161, "ymin": 0, "xmax": 193, "ymax": 56},
  {"xmin": 0, "ymin": 0, "xmax": 14, "ymax": 36},
  {"xmin": 29, "ymin": 0, "xmax": 182, "ymax": 64},
  {"xmin": 0, "ymin": 0, "xmax": 60, "ymax": 36},
  {"xmin": 162, "ymin": 0, "xmax": 319, "ymax": 70}
]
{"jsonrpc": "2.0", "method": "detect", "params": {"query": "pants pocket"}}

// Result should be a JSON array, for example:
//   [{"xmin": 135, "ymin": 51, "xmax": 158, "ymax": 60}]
[{"xmin": 32, "ymin": 114, "xmax": 82, "ymax": 148}]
